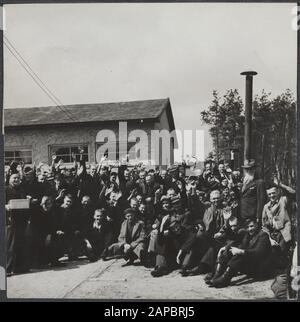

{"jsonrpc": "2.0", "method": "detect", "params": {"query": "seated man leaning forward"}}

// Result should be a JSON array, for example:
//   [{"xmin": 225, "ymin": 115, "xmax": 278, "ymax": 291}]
[
  {"xmin": 108, "ymin": 208, "xmax": 146, "ymax": 266},
  {"xmin": 210, "ymin": 218, "xmax": 272, "ymax": 288}
]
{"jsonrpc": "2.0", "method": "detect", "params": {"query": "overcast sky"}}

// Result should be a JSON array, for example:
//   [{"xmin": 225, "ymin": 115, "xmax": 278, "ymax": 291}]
[{"xmin": 3, "ymin": 3, "xmax": 297, "ymax": 159}]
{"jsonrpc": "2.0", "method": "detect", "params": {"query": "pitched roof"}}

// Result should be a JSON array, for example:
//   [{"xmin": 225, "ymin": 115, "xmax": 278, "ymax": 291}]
[{"xmin": 4, "ymin": 98, "xmax": 174, "ymax": 128}]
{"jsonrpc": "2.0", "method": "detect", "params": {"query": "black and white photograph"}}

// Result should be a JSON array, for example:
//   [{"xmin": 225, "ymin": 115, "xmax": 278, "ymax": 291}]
[{"xmin": 0, "ymin": 1, "xmax": 298, "ymax": 301}]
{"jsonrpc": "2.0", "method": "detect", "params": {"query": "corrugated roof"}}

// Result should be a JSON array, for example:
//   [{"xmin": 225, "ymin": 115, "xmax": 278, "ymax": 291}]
[{"xmin": 4, "ymin": 98, "xmax": 171, "ymax": 127}]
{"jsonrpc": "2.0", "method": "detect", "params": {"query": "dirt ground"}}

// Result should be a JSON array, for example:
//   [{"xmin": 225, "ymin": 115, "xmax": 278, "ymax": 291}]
[{"xmin": 6, "ymin": 256, "xmax": 278, "ymax": 300}]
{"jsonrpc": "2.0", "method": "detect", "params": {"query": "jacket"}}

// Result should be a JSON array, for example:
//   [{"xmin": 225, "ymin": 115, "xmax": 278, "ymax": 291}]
[
  {"xmin": 241, "ymin": 179, "xmax": 266, "ymax": 222},
  {"xmin": 118, "ymin": 220, "xmax": 146, "ymax": 249},
  {"xmin": 262, "ymin": 196, "xmax": 292, "ymax": 242}
]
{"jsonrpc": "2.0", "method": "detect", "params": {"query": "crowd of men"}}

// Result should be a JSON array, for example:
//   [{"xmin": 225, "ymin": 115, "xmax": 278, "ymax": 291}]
[{"xmin": 5, "ymin": 154, "xmax": 296, "ymax": 289}]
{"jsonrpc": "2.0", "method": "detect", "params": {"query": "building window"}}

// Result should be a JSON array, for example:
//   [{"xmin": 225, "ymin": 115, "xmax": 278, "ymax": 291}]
[
  {"xmin": 4, "ymin": 148, "xmax": 33, "ymax": 166},
  {"xmin": 50, "ymin": 145, "xmax": 89, "ymax": 163}
]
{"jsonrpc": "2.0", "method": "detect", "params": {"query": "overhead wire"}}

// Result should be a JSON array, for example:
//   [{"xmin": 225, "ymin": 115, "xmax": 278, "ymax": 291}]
[{"xmin": 4, "ymin": 36, "xmax": 78, "ymax": 122}]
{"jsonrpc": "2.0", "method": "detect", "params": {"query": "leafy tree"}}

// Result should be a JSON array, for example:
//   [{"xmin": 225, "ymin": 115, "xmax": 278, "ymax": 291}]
[
  {"xmin": 253, "ymin": 89, "xmax": 296, "ymax": 186},
  {"xmin": 201, "ymin": 89, "xmax": 244, "ymax": 162},
  {"xmin": 202, "ymin": 89, "xmax": 296, "ymax": 186}
]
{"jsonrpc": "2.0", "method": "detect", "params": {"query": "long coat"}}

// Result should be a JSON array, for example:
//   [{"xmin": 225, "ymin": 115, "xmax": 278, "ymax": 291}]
[
  {"xmin": 240, "ymin": 179, "xmax": 266, "ymax": 223},
  {"xmin": 118, "ymin": 220, "xmax": 146, "ymax": 249},
  {"xmin": 6, "ymin": 184, "xmax": 30, "ymax": 274}
]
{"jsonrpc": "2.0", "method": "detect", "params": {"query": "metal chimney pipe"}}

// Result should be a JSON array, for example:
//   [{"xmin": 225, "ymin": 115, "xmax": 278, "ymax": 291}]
[{"xmin": 240, "ymin": 71, "xmax": 257, "ymax": 161}]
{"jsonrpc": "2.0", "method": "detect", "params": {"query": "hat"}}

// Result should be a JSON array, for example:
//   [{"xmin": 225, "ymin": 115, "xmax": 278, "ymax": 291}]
[{"xmin": 241, "ymin": 159, "xmax": 256, "ymax": 169}]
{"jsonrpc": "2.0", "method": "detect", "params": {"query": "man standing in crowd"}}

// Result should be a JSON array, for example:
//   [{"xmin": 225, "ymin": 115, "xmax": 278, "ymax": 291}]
[
  {"xmin": 262, "ymin": 184, "xmax": 292, "ymax": 266},
  {"xmin": 60, "ymin": 194, "xmax": 82, "ymax": 261},
  {"xmin": 5, "ymin": 172, "xmax": 31, "ymax": 275},
  {"xmin": 240, "ymin": 159, "xmax": 266, "ymax": 223}
]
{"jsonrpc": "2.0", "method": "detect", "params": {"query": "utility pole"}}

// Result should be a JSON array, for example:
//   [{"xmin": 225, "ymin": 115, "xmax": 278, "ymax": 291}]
[{"xmin": 240, "ymin": 71, "xmax": 257, "ymax": 161}]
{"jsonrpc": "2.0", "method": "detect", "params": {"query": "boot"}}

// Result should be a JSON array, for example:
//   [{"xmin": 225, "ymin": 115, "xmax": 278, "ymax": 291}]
[
  {"xmin": 151, "ymin": 266, "xmax": 168, "ymax": 277},
  {"xmin": 122, "ymin": 257, "xmax": 134, "ymax": 267},
  {"xmin": 206, "ymin": 263, "xmax": 225, "ymax": 285},
  {"xmin": 179, "ymin": 267, "xmax": 188, "ymax": 276},
  {"xmin": 204, "ymin": 272, "xmax": 214, "ymax": 284},
  {"xmin": 100, "ymin": 249, "xmax": 108, "ymax": 261},
  {"xmin": 211, "ymin": 266, "xmax": 235, "ymax": 288},
  {"xmin": 185, "ymin": 263, "xmax": 210, "ymax": 276}
]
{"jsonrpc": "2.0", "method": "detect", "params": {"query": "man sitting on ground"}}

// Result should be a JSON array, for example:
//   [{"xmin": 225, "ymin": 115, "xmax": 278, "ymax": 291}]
[
  {"xmin": 84, "ymin": 208, "xmax": 115, "ymax": 262},
  {"xmin": 210, "ymin": 218, "xmax": 272, "ymax": 288},
  {"xmin": 108, "ymin": 208, "xmax": 146, "ymax": 266}
]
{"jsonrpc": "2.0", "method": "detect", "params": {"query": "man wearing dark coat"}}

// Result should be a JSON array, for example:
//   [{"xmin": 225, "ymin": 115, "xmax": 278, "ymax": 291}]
[
  {"xmin": 151, "ymin": 216, "xmax": 189, "ymax": 277},
  {"xmin": 60, "ymin": 194, "xmax": 82, "ymax": 260},
  {"xmin": 29, "ymin": 195, "xmax": 65, "ymax": 267},
  {"xmin": 118, "ymin": 165, "xmax": 137, "ymax": 201},
  {"xmin": 6, "ymin": 173, "xmax": 31, "ymax": 275},
  {"xmin": 178, "ymin": 190, "xmax": 225, "ymax": 275},
  {"xmin": 84, "ymin": 208, "xmax": 115, "ymax": 261},
  {"xmin": 240, "ymin": 159, "xmax": 267, "ymax": 224},
  {"xmin": 78, "ymin": 195, "xmax": 95, "ymax": 237},
  {"xmin": 203, "ymin": 216, "xmax": 246, "ymax": 284},
  {"xmin": 210, "ymin": 218, "xmax": 272, "ymax": 288}
]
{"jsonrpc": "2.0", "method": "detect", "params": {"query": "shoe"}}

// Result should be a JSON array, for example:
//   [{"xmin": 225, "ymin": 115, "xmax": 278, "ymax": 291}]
[
  {"xmin": 68, "ymin": 255, "xmax": 78, "ymax": 261},
  {"xmin": 151, "ymin": 267, "xmax": 168, "ymax": 277},
  {"xmin": 100, "ymin": 249, "xmax": 108, "ymax": 260},
  {"xmin": 50, "ymin": 261, "xmax": 67, "ymax": 268},
  {"xmin": 204, "ymin": 272, "xmax": 214, "ymax": 285},
  {"xmin": 206, "ymin": 263, "xmax": 226, "ymax": 285},
  {"xmin": 122, "ymin": 260, "xmax": 134, "ymax": 267},
  {"xmin": 179, "ymin": 268, "xmax": 189, "ymax": 277},
  {"xmin": 89, "ymin": 256, "xmax": 98, "ymax": 263},
  {"xmin": 184, "ymin": 263, "xmax": 210, "ymax": 276},
  {"xmin": 184, "ymin": 266, "xmax": 200, "ymax": 276},
  {"xmin": 211, "ymin": 267, "xmax": 235, "ymax": 288}
]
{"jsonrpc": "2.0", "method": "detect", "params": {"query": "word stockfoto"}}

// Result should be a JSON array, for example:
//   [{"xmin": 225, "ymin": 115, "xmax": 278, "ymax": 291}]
[{"xmin": 95, "ymin": 122, "xmax": 205, "ymax": 165}]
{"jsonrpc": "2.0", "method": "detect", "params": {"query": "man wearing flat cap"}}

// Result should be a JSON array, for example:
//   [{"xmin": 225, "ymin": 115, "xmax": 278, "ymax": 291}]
[
  {"xmin": 240, "ymin": 159, "xmax": 266, "ymax": 224},
  {"xmin": 108, "ymin": 208, "xmax": 146, "ymax": 266}
]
